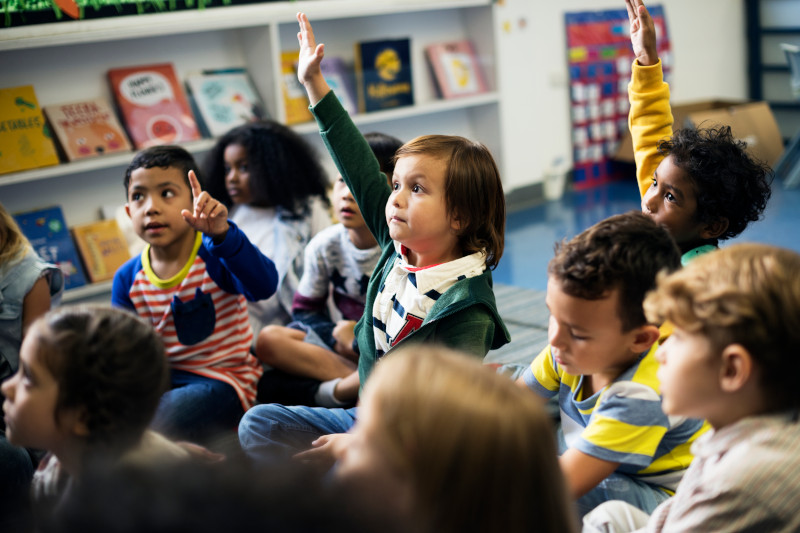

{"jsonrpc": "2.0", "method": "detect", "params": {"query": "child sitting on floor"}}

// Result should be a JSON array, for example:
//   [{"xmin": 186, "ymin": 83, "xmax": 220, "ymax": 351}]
[
  {"xmin": 516, "ymin": 211, "xmax": 708, "ymax": 518},
  {"xmin": 584, "ymin": 243, "xmax": 800, "ymax": 532},
  {"xmin": 626, "ymin": 0, "xmax": 771, "ymax": 264}
]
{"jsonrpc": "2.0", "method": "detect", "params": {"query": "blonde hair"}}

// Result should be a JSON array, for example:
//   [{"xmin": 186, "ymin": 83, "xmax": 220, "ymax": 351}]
[
  {"xmin": 0, "ymin": 201, "xmax": 30, "ymax": 266},
  {"xmin": 363, "ymin": 345, "xmax": 576, "ymax": 533},
  {"xmin": 644, "ymin": 243, "xmax": 800, "ymax": 411}
]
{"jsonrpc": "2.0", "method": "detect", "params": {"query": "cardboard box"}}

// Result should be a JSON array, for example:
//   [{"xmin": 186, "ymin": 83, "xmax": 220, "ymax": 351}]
[{"xmin": 615, "ymin": 99, "xmax": 785, "ymax": 166}]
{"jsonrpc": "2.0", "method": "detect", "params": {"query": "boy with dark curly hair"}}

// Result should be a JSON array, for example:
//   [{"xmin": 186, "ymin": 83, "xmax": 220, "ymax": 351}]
[{"xmin": 627, "ymin": 0, "xmax": 772, "ymax": 264}]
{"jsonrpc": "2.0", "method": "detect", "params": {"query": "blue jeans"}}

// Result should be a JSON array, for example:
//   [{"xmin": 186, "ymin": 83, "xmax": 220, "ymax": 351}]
[
  {"xmin": 151, "ymin": 369, "xmax": 244, "ymax": 445},
  {"xmin": 238, "ymin": 404, "xmax": 357, "ymax": 464}
]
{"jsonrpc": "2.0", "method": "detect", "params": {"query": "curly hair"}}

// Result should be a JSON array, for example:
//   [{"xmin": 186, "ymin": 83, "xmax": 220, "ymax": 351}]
[
  {"xmin": 35, "ymin": 306, "xmax": 168, "ymax": 454},
  {"xmin": 201, "ymin": 121, "xmax": 330, "ymax": 215},
  {"xmin": 548, "ymin": 211, "xmax": 681, "ymax": 331},
  {"xmin": 657, "ymin": 126, "xmax": 773, "ymax": 240},
  {"xmin": 123, "ymin": 145, "xmax": 199, "ymax": 199}
]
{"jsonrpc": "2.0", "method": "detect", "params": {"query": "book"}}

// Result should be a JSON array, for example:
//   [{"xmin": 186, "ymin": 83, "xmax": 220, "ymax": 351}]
[
  {"xmin": 43, "ymin": 98, "xmax": 133, "ymax": 161},
  {"xmin": 0, "ymin": 85, "xmax": 60, "ymax": 175},
  {"xmin": 100, "ymin": 203, "xmax": 146, "ymax": 258},
  {"xmin": 425, "ymin": 40, "xmax": 489, "ymax": 99},
  {"xmin": 280, "ymin": 51, "xmax": 313, "ymax": 125},
  {"xmin": 184, "ymin": 68, "xmax": 266, "ymax": 138},
  {"xmin": 320, "ymin": 57, "xmax": 358, "ymax": 116},
  {"xmin": 71, "ymin": 218, "xmax": 131, "ymax": 283},
  {"xmin": 354, "ymin": 38, "xmax": 414, "ymax": 113},
  {"xmin": 107, "ymin": 63, "xmax": 201, "ymax": 149},
  {"xmin": 13, "ymin": 206, "xmax": 87, "ymax": 291}
]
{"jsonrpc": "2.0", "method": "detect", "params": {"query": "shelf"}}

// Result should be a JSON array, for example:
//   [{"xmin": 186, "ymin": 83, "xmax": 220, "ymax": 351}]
[
  {"xmin": 62, "ymin": 280, "xmax": 113, "ymax": 303},
  {"xmin": 0, "ymin": 0, "xmax": 490, "ymax": 51}
]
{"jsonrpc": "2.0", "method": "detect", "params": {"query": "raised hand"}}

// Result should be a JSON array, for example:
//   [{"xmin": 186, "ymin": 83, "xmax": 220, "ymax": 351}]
[
  {"xmin": 296, "ymin": 12, "xmax": 332, "ymax": 106},
  {"xmin": 180, "ymin": 170, "xmax": 229, "ymax": 240},
  {"xmin": 625, "ymin": 0, "xmax": 658, "ymax": 67}
]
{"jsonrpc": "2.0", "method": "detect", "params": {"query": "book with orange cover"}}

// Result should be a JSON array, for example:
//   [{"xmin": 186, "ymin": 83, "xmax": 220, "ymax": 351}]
[
  {"xmin": 425, "ymin": 40, "xmax": 488, "ymax": 99},
  {"xmin": 0, "ymin": 85, "xmax": 60, "ymax": 175},
  {"xmin": 71, "ymin": 218, "xmax": 131, "ymax": 283},
  {"xmin": 44, "ymin": 98, "xmax": 132, "ymax": 161},
  {"xmin": 108, "ymin": 63, "xmax": 201, "ymax": 149}
]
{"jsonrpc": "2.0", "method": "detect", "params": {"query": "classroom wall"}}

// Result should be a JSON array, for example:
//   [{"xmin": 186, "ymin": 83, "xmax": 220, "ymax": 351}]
[{"xmin": 495, "ymin": 0, "xmax": 747, "ymax": 192}]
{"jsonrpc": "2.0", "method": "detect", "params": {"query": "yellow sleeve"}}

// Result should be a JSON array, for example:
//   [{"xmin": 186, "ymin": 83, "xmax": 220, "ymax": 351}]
[{"xmin": 628, "ymin": 59, "xmax": 673, "ymax": 199}]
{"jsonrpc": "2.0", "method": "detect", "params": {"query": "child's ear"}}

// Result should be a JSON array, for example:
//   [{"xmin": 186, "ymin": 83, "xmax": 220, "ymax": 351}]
[
  {"xmin": 60, "ymin": 407, "xmax": 91, "ymax": 438},
  {"xmin": 700, "ymin": 217, "xmax": 729, "ymax": 240},
  {"xmin": 125, "ymin": 204, "xmax": 132, "ymax": 219},
  {"xmin": 630, "ymin": 324, "xmax": 660, "ymax": 354},
  {"xmin": 719, "ymin": 343, "xmax": 754, "ymax": 393}
]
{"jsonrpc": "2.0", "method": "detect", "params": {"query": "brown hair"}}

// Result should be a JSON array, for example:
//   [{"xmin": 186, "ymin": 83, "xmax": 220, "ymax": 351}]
[
  {"xmin": 548, "ymin": 211, "xmax": 681, "ymax": 331},
  {"xmin": 0, "ymin": 201, "xmax": 30, "ymax": 266},
  {"xmin": 363, "ymin": 345, "xmax": 576, "ymax": 533},
  {"xmin": 394, "ymin": 135, "xmax": 505, "ymax": 269},
  {"xmin": 644, "ymin": 243, "xmax": 800, "ymax": 411}
]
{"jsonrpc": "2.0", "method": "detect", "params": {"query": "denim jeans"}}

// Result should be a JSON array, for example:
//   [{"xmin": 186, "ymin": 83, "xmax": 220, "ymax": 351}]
[
  {"xmin": 238, "ymin": 404, "xmax": 357, "ymax": 464},
  {"xmin": 151, "ymin": 369, "xmax": 244, "ymax": 445}
]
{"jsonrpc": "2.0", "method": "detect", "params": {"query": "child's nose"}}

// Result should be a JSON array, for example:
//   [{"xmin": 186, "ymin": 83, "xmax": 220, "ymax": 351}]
[{"xmin": 1, "ymin": 374, "xmax": 16, "ymax": 399}]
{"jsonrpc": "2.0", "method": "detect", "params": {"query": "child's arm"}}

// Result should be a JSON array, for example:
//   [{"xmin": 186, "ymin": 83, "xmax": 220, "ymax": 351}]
[
  {"xmin": 625, "ymin": 0, "xmax": 673, "ymax": 198},
  {"xmin": 21, "ymin": 277, "xmax": 51, "ymax": 336},
  {"xmin": 560, "ymin": 449, "xmax": 621, "ymax": 498},
  {"xmin": 181, "ymin": 170, "xmax": 230, "ymax": 243}
]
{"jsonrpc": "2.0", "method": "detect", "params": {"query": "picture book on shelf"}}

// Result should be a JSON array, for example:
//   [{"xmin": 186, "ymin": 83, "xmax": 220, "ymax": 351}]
[
  {"xmin": 100, "ymin": 203, "xmax": 145, "ymax": 258},
  {"xmin": 0, "ymin": 85, "xmax": 60, "ymax": 175},
  {"xmin": 13, "ymin": 206, "xmax": 86, "ymax": 291},
  {"xmin": 425, "ymin": 40, "xmax": 489, "ymax": 99},
  {"xmin": 185, "ymin": 68, "xmax": 266, "ymax": 138},
  {"xmin": 107, "ymin": 63, "xmax": 201, "ymax": 149},
  {"xmin": 354, "ymin": 38, "xmax": 413, "ymax": 113},
  {"xmin": 320, "ymin": 57, "xmax": 358, "ymax": 116},
  {"xmin": 71, "ymin": 219, "xmax": 131, "ymax": 283},
  {"xmin": 43, "ymin": 98, "xmax": 132, "ymax": 161},
  {"xmin": 281, "ymin": 50, "xmax": 313, "ymax": 125}
]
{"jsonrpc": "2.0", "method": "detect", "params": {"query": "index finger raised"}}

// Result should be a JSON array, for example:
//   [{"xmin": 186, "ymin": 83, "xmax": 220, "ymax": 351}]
[{"xmin": 187, "ymin": 169, "xmax": 202, "ymax": 200}]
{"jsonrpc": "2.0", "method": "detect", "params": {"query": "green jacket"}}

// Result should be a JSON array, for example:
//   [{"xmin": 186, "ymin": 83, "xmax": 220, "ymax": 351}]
[{"xmin": 310, "ymin": 92, "xmax": 510, "ymax": 388}]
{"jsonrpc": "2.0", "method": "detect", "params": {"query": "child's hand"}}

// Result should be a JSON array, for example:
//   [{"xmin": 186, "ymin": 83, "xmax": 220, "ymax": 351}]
[
  {"xmin": 332, "ymin": 320, "xmax": 358, "ymax": 360},
  {"xmin": 296, "ymin": 12, "xmax": 332, "ymax": 106},
  {"xmin": 625, "ymin": 0, "xmax": 658, "ymax": 67},
  {"xmin": 181, "ymin": 170, "xmax": 229, "ymax": 242},
  {"xmin": 293, "ymin": 432, "xmax": 353, "ymax": 472}
]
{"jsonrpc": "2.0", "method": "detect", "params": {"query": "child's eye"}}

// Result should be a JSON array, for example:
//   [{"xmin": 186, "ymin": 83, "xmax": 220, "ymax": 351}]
[
  {"xmin": 651, "ymin": 177, "xmax": 658, "ymax": 187},
  {"xmin": 665, "ymin": 192, "xmax": 676, "ymax": 203},
  {"xmin": 162, "ymin": 190, "xmax": 176, "ymax": 198},
  {"xmin": 224, "ymin": 165, "xmax": 232, "ymax": 174},
  {"xmin": 131, "ymin": 192, "xmax": 143, "ymax": 201},
  {"xmin": 570, "ymin": 331, "xmax": 588, "ymax": 341},
  {"xmin": 239, "ymin": 164, "xmax": 248, "ymax": 173},
  {"xmin": 412, "ymin": 184, "xmax": 421, "ymax": 193},
  {"xmin": 392, "ymin": 182, "xmax": 400, "ymax": 191}
]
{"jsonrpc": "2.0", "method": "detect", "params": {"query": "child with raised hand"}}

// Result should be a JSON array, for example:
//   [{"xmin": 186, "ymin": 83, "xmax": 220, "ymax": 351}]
[
  {"xmin": 1, "ymin": 306, "xmax": 189, "ymax": 522},
  {"xmin": 256, "ymin": 132, "xmax": 403, "ymax": 408},
  {"xmin": 238, "ymin": 12, "xmax": 509, "ymax": 463},
  {"xmin": 626, "ymin": 0, "xmax": 771, "ymax": 264},
  {"xmin": 335, "ymin": 344, "xmax": 577, "ymax": 533},
  {"xmin": 112, "ymin": 145, "xmax": 278, "ymax": 447},
  {"xmin": 202, "ymin": 121, "xmax": 332, "ymax": 333},
  {"xmin": 584, "ymin": 243, "xmax": 800, "ymax": 532},
  {"xmin": 515, "ymin": 211, "xmax": 708, "ymax": 519}
]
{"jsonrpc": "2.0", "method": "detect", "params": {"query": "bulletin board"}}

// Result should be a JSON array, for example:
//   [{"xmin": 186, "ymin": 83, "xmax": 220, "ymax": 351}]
[{"xmin": 565, "ymin": 5, "xmax": 671, "ymax": 190}]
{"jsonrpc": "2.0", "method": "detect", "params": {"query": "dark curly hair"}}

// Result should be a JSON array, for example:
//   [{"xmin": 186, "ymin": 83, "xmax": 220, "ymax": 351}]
[
  {"xmin": 35, "ymin": 306, "xmax": 168, "ymax": 455},
  {"xmin": 657, "ymin": 126, "xmax": 773, "ymax": 240},
  {"xmin": 202, "ymin": 121, "xmax": 330, "ymax": 215},
  {"xmin": 124, "ymin": 145, "xmax": 199, "ymax": 199},
  {"xmin": 548, "ymin": 211, "xmax": 681, "ymax": 331}
]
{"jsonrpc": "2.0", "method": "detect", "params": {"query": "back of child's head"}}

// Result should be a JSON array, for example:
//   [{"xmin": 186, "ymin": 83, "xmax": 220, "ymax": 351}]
[
  {"xmin": 0, "ymin": 200, "xmax": 30, "ymax": 266},
  {"xmin": 394, "ymin": 135, "xmax": 505, "ymax": 269},
  {"xmin": 124, "ymin": 145, "xmax": 199, "ymax": 198},
  {"xmin": 549, "ymin": 210, "xmax": 681, "ymax": 332},
  {"xmin": 363, "ymin": 131, "xmax": 403, "ymax": 178},
  {"xmin": 201, "ymin": 120, "xmax": 330, "ymax": 213},
  {"xmin": 644, "ymin": 243, "xmax": 800, "ymax": 412},
  {"xmin": 34, "ymin": 305, "xmax": 168, "ymax": 454},
  {"xmin": 657, "ymin": 126, "xmax": 772, "ymax": 240},
  {"xmin": 365, "ymin": 345, "xmax": 576, "ymax": 533}
]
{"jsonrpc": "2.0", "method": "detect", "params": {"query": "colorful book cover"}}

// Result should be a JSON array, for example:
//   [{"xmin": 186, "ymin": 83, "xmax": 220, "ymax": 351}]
[
  {"xmin": 0, "ymin": 85, "xmax": 60, "ymax": 175},
  {"xmin": 354, "ymin": 38, "xmax": 414, "ymax": 113},
  {"xmin": 13, "ymin": 206, "xmax": 87, "ymax": 291},
  {"xmin": 185, "ymin": 68, "xmax": 266, "ymax": 138},
  {"xmin": 425, "ymin": 40, "xmax": 489, "ymax": 99},
  {"xmin": 320, "ymin": 57, "xmax": 358, "ymax": 116},
  {"xmin": 43, "ymin": 98, "xmax": 133, "ymax": 161},
  {"xmin": 107, "ymin": 63, "xmax": 201, "ymax": 149},
  {"xmin": 281, "ymin": 51, "xmax": 313, "ymax": 125},
  {"xmin": 71, "ymin": 218, "xmax": 131, "ymax": 283}
]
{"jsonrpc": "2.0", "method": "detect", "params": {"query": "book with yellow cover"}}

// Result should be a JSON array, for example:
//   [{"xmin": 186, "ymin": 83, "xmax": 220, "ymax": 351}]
[
  {"xmin": 280, "ymin": 50, "xmax": 313, "ymax": 125},
  {"xmin": 0, "ymin": 85, "xmax": 60, "ymax": 175},
  {"xmin": 71, "ymin": 219, "xmax": 131, "ymax": 283}
]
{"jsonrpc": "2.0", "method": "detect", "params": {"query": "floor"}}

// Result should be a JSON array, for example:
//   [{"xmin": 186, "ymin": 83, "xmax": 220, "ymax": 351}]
[{"xmin": 494, "ymin": 176, "xmax": 800, "ymax": 292}]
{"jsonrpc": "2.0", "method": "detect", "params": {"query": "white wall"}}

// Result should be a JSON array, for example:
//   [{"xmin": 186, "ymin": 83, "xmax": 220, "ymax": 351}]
[{"xmin": 494, "ymin": 0, "xmax": 747, "ymax": 192}]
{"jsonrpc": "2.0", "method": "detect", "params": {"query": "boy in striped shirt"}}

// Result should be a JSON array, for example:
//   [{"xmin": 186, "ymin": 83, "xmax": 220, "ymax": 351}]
[
  {"xmin": 112, "ymin": 146, "xmax": 277, "ymax": 447},
  {"xmin": 516, "ymin": 211, "xmax": 708, "ymax": 518}
]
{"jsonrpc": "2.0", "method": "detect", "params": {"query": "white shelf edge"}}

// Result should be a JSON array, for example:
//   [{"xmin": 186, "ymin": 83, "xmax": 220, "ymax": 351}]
[
  {"xmin": 0, "ymin": 0, "xmax": 491, "ymax": 51},
  {"xmin": 62, "ymin": 280, "xmax": 113, "ymax": 303}
]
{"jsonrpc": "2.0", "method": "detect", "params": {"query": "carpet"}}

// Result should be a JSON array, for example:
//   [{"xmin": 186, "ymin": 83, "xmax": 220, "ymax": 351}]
[{"xmin": 485, "ymin": 283, "xmax": 549, "ymax": 367}]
